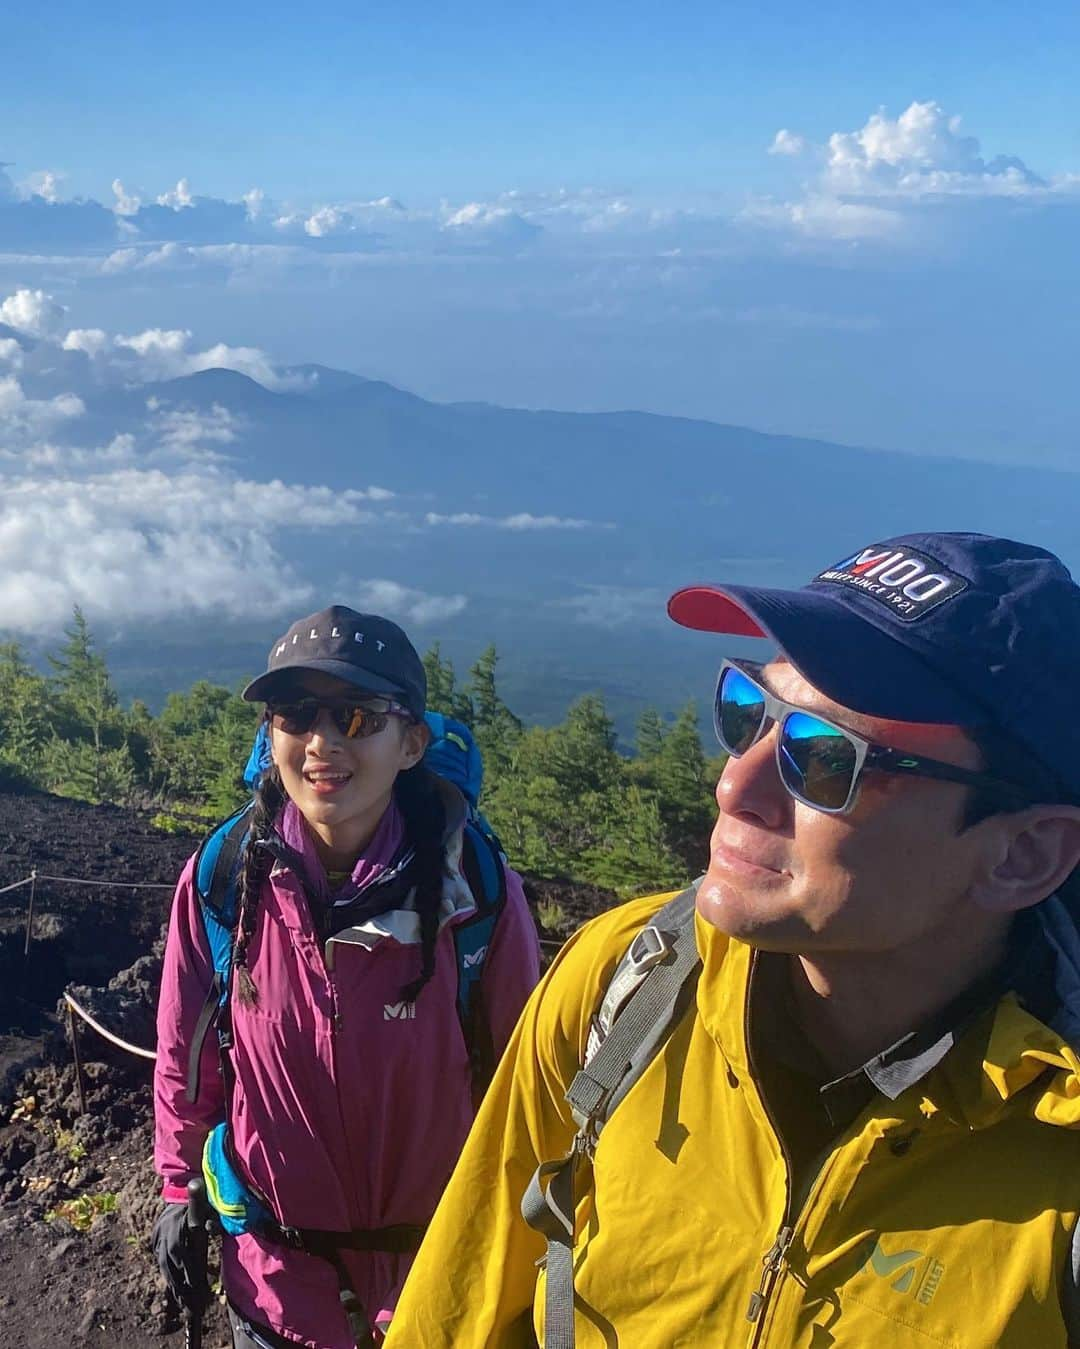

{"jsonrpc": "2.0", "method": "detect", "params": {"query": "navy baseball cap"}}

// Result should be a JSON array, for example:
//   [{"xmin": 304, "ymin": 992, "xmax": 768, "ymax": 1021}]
[
  {"xmin": 668, "ymin": 532, "xmax": 1080, "ymax": 799},
  {"xmin": 242, "ymin": 605, "xmax": 426, "ymax": 719}
]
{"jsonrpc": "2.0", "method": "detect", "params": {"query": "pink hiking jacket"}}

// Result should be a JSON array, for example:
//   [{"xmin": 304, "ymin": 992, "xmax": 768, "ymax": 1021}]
[{"xmin": 154, "ymin": 790, "xmax": 540, "ymax": 1348}]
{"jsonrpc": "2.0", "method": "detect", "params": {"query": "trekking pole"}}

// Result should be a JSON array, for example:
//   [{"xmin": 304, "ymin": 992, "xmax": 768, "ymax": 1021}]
[{"xmin": 185, "ymin": 1177, "xmax": 211, "ymax": 1349}]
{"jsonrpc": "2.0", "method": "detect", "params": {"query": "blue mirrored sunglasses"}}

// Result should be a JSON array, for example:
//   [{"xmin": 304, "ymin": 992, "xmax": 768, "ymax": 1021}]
[{"xmin": 714, "ymin": 658, "xmax": 1031, "ymax": 815}]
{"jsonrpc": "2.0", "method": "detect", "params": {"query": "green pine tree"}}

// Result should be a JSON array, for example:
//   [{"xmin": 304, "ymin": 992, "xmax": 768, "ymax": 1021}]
[
  {"xmin": 0, "ymin": 642, "xmax": 51, "ymax": 788},
  {"xmin": 655, "ymin": 700, "xmax": 716, "ymax": 873},
  {"xmin": 635, "ymin": 707, "xmax": 667, "ymax": 760},
  {"xmin": 581, "ymin": 785, "xmax": 685, "ymax": 898},
  {"xmin": 422, "ymin": 642, "xmax": 473, "ymax": 722},
  {"xmin": 45, "ymin": 609, "xmax": 130, "ymax": 803},
  {"xmin": 466, "ymin": 645, "xmax": 522, "ymax": 784}
]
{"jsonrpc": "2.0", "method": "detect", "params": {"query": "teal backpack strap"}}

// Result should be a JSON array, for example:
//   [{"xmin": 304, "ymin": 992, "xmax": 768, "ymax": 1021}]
[
  {"xmin": 521, "ymin": 883, "xmax": 702, "ymax": 1349},
  {"xmin": 454, "ymin": 820, "xmax": 507, "ymax": 1102},
  {"xmin": 185, "ymin": 804, "xmax": 252, "ymax": 1104}
]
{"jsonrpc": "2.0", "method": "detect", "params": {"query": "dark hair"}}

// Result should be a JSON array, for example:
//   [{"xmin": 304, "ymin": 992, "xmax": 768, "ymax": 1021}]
[
  {"xmin": 963, "ymin": 724, "xmax": 1080, "ymax": 907},
  {"xmin": 394, "ymin": 762, "xmax": 447, "ymax": 1003},
  {"xmin": 230, "ymin": 746, "xmax": 448, "ymax": 1008},
  {"xmin": 232, "ymin": 763, "xmax": 287, "ymax": 1006}
]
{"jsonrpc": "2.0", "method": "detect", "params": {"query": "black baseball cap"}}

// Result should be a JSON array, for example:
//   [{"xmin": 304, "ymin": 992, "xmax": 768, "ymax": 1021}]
[
  {"xmin": 668, "ymin": 532, "xmax": 1080, "ymax": 799},
  {"xmin": 242, "ymin": 605, "xmax": 426, "ymax": 720}
]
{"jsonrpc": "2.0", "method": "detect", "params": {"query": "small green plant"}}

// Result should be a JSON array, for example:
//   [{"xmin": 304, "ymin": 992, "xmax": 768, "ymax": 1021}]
[
  {"xmin": 536, "ymin": 899, "xmax": 567, "ymax": 933},
  {"xmin": 53, "ymin": 1128, "xmax": 86, "ymax": 1163},
  {"xmin": 151, "ymin": 806, "xmax": 218, "ymax": 834},
  {"xmin": 45, "ymin": 1191, "xmax": 118, "ymax": 1232}
]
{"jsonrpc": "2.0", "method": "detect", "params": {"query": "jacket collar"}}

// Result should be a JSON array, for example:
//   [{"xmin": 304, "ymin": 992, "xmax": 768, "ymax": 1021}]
[{"xmin": 693, "ymin": 893, "xmax": 1080, "ymax": 1131}]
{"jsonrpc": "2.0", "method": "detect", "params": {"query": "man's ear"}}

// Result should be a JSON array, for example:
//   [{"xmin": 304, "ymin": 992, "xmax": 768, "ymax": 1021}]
[{"xmin": 969, "ymin": 806, "xmax": 1080, "ymax": 913}]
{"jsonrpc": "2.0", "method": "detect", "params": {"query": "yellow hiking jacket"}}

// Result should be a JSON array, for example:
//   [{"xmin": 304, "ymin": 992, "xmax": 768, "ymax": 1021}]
[{"xmin": 386, "ymin": 892, "xmax": 1080, "ymax": 1347}]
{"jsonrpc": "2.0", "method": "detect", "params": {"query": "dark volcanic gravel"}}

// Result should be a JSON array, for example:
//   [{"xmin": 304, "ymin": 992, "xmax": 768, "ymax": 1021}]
[{"xmin": 0, "ymin": 786, "xmax": 618, "ymax": 1347}]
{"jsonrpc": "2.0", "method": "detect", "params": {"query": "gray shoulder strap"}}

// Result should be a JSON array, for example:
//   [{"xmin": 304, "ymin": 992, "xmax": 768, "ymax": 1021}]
[
  {"xmin": 567, "ymin": 884, "xmax": 701, "ymax": 1132},
  {"xmin": 521, "ymin": 883, "xmax": 702, "ymax": 1349}
]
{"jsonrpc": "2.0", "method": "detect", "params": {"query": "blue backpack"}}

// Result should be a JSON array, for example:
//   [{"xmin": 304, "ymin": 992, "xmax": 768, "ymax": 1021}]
[{"xmin": 184, "ymin": 712, "xmax": 507, "ymax": 1109}]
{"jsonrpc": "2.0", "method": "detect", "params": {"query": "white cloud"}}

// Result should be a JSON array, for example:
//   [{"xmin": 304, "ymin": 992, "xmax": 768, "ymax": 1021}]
[
  {"xmin": 111, "ymin": 179, "xmax": 141, "ymax": 216},
  {"xmin": 0, "ymin": 287, "xmax": 67, "ymax": 336},
  {"xmin": 100, "ymin": 246, "xmax": 140, "ymax": 273},
  {"xmin": 801, "ymin": 101, "xmax": 1045, "ymax": 200},
  {"xmin": 442, "ymin": 202, "xmax": 542, "ymax": 244},
  {"xmin": 424, "ymin": 510, "xmax": 610, "ymax": 530},
  {"xmin": 346, "ymin": 579, "xmax": 467, "ymax": 625},
  {"xmin": 304, "ymin": 205, "xmax": 355, "ymax": 238},
  {"xmin": 748, "ymin": 100, "xmax": 1080, "ymax": 244},
  {"xmin": 0, "ymin": 467, "xmax": 398, "ymax": 631},
  {"xmin": 0, "ymin": 375, "xmax": 84, "ymax": 441},
  {"xmin": 156, "ymin": 178, "xmax": 195, "ymax": 209},
  {"xmin": 62, "ymin": 327, "xmax": 111, "ymax": 357},
  {"xmin": 108, "ymin": 325, "xmax": 308, "ymax": 391},
  {"xmin": 242, "ymin": 188, "xmax": 265, "ymax": 221},
  {"xmin": 742, "ymin": 194, "xmax": 903, "ymax": 241},
  {"xmin": 769, "ymin": 130, "xmax": 806, "ymax": 157},
  {"xmin": 148, "ymin": 401, "xmax": 240, "ymax": 458},
  {"xmin": 22, "ymin": 170, "xmax": 64, "ymax": 202},
  {"xmin": 1, "ymin": 287, "xmax": 313, "ymax": 394},
  {"xmin": 0, "ymin": 338, "xmax": 24, "ymax": 368},
  {"xmin": 549, "ymin": 585, "xmax": 665, "ymax": 628}
]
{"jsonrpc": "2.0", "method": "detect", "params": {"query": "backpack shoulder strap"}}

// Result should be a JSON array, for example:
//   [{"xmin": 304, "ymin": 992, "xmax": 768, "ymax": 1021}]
[
  {"xmin": 521, "ymin": 881, "xmax": 702, "ymax": 1349},
  {"xmin": 195, "ymin": 801, "xmax": 253, "ymax": 916},
  {"xmin": 568, "ymin": 882, "xmax": 700, "ymax": 1132},
  {"xmin": 453, "ymin": 820, "xmax": 508, "ymax": 1102},
  {"xmin": 186, "ymin": 804, "xmax": 253, "ymax": 1104}
]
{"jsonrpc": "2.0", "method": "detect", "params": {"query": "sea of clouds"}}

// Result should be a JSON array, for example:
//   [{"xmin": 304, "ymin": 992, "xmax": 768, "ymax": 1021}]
[{"xmin": 0, "ymin": 286, "xmax": 620, "ymax": 635}]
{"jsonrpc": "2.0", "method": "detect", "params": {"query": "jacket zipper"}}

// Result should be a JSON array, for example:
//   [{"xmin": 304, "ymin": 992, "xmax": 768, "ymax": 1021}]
[
  {"xmin": 742, "ymin": 951, "xmax": 829, "ymax": 1348},
  {"xmin": 746, "ymin": 1225, "xmax": 794, "ymax": 1325}
]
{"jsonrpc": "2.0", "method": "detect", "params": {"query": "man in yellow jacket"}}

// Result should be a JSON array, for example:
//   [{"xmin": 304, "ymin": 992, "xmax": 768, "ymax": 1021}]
[{"xmin": 386, "ymin": 532, "xmax": 1080, "ymax": 1348}]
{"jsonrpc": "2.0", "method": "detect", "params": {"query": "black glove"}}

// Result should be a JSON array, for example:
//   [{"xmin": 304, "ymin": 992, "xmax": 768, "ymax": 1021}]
[{"xmin": 152, "ymin": 1201, "xmax": 210, "ymax": 1316}]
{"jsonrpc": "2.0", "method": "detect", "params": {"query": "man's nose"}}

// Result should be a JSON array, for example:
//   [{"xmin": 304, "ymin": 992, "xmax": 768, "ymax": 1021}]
[{"xmin": 716, "ymin": 729, "xmax": 789, "ymax": 829}]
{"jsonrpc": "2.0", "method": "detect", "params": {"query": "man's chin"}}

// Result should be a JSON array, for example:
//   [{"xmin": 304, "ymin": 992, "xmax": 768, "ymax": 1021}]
[{"xmin": 695, "ymin": 871, "xmax": 805, "ymax": 950}]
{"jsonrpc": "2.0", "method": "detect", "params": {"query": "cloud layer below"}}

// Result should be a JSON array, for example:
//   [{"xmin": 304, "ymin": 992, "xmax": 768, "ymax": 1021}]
[{"xmin": 0, "ymin": 289, "xmax": 623, "ymax": 632}]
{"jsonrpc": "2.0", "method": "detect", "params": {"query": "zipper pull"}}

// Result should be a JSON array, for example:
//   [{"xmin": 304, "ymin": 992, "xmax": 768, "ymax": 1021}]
[{"xmin": 746, "ymin": 1226, "xmax": 793, "ymax": 1322}]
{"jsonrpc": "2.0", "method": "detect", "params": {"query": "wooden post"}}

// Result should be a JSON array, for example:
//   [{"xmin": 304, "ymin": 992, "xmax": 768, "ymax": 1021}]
[
  {"xmin": 22, "ymin": 869, "xmax": 36, "ymax": 958},
  {"xmin": 68, "ymin": 1001, "xmax": 88, "ymax": 1116}
]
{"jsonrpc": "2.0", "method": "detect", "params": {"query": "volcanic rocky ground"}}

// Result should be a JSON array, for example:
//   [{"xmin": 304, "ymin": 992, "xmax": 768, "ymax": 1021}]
[{"xmin": 0, "ymin": 787, "xmax": 610, "ymax": 1348}]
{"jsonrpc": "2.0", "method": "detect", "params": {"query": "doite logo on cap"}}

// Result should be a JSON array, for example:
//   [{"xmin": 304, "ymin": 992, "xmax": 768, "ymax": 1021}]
[{"xmin": 816, "ymin": 544, "xmax": 968, "ymax": 623}]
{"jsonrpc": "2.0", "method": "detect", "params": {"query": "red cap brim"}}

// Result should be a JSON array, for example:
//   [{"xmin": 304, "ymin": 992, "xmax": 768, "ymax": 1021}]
[{"xmin": 667, "ymin": 586, "xmax": 769, "ymax": 638}]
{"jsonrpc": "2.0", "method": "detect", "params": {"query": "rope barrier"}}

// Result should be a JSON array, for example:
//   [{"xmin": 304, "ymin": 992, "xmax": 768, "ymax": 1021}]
[
  {"xmin": 33, "ymin": 872, "xmax": 174, "ymax": 891},
  {"xmin": 0, "ymin": 874, "xmax": 34, "ymax": 898},
  {"xmin": 62, "ymin": 991, "xmax": 157, "ymax": 1062}
]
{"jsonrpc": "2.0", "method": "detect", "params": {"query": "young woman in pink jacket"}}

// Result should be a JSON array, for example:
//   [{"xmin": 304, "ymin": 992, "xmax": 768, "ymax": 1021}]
[{"xmin": 152, "ymin": 606, "xmax": 541, "ymax": 1349}]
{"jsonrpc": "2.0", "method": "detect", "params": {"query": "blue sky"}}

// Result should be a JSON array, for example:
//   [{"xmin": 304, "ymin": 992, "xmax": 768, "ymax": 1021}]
[
  {"xmin": 2, "ymin": 2, "xmax": 1080, "ymax": 472},
  {"xmin": 6, "ymin": 1, "xmax": 1080, "ymax": 202},
  {"xmin": 0, "ymin": 0, "xmax": 1078, "ymax": 684}
]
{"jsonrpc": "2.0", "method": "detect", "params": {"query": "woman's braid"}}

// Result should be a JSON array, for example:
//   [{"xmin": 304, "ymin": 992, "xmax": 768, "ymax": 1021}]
[
  {"xmin": 395, "ymin": 763, "xmax": 447, "ymax": 1004},
  {"xmin": 232, "ymin": 762, "xmax": 286, "ymax": 1007}
]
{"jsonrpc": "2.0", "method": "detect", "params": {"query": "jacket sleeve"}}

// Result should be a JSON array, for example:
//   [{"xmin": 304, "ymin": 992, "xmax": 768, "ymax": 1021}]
[
  {"xmin": 153, "ymin": 853, "xmax": 226, "ymax": 1203},
  {"xmin": 385, "ymin": 897, "xmax": 662, "ymax": 1349},
  {"xmin": 480, "ymin": 863, "xmax": 541, "ymax": 1059}
]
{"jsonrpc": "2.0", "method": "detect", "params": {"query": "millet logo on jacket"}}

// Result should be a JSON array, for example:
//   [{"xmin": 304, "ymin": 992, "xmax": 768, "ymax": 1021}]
[
  {"xmin": 383, "ymin": 1002, "xmax": 416, "ymax": 1021},
  {"xmin": 858, "ymin": 1238, "xmax": 946, "ymax": 1306}
]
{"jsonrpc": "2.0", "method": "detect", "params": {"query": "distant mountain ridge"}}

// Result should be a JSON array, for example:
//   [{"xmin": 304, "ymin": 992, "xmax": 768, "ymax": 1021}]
[{"xmin": 20, "ymin": 361, "xmax": 1080, "ymax": 731}]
